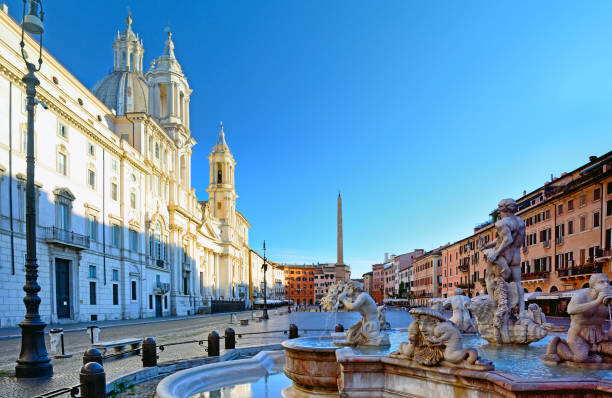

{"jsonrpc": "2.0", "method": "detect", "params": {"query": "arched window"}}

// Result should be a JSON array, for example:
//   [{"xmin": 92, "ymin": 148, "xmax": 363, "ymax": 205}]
[
  {"xmin": 159, "ymin": 83, "xmax": 167, "ymax": 117},
  {"xmin": 550, "ymin": 286, "xmax": 558, "ymax": 293},
  {"xmin": 535, "ymin": 287, "xmax": 542, "ymax": 292},
  {"xmin": 129, "ymin": 53, "xmax": 134, "ymax": 72}
]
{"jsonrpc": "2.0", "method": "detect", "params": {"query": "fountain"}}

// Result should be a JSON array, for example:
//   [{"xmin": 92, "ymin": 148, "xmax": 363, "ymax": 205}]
[{"xmin": 281, "ymin": 279, "xmax": 390, "ymax": 397}]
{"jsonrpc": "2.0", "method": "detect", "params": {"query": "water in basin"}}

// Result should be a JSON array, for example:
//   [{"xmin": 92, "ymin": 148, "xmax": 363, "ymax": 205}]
[{"xmin": 190, "ymin": 371, "xmax": 291, "ymax": 398}]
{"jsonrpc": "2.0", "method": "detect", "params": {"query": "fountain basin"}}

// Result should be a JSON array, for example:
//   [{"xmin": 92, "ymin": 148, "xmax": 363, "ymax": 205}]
[{"xmin": 282, "ymin": 337, "xmax": 340, "ymax": 394}]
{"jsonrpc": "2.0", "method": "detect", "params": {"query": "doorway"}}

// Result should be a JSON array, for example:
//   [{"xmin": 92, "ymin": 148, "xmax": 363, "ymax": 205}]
[
  {"xmin": 155, "ymin": 295, "xmax": 162, "ymax": 317},
  {"xmin": 55, "ymin": 258, "xmax": 70, "ymax": 318}
]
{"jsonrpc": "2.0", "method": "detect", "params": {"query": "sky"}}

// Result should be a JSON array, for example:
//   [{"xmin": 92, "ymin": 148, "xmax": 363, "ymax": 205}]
[{"xmin": 5, "ymin": 1, "xmax": 612, "ymax": 277}]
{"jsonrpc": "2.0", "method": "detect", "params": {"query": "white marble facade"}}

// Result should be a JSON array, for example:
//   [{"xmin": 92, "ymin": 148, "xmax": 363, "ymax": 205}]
[{"xmin": 0, "ymin": 9, "xmax": 255, "ymax": 327}]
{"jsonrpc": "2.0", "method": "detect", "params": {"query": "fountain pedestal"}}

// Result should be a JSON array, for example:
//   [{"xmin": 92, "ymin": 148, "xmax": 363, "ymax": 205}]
[{"xmin": 282, "ymin": 338, "xmax": 340, "ymax": 397}]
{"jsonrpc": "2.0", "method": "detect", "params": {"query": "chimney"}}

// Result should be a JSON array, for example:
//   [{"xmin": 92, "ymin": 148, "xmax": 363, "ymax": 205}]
[{"xmin": 589, "ymin": 155, "xmax": 597, "ymax": 162}]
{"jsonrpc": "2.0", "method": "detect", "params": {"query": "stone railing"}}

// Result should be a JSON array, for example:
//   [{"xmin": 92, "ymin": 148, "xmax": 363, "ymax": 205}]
[{"xmin": 41, "ymin": 226, "xmax": 90, "ymax": 249}]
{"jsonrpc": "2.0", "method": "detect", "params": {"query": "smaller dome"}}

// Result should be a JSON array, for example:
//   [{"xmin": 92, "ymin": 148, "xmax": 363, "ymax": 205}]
[{"xmin": 92, "ymin": 71, "xmax": 148, "ymax": 115}]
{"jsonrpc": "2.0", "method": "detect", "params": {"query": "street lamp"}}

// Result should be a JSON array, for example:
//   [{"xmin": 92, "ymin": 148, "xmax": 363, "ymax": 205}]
[
  {"xmin": 261, "ymin": 241, "xmax": 269, "ymax": 320},
  {"xmin": 16, "ymin": 0, "xmax": 53, "ymax": 378}
]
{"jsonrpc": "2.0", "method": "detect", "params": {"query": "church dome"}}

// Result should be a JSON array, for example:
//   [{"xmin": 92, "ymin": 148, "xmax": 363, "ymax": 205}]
[{"xmin": 92, "ymin": 71, "xmax": 148, "ymax": 115}]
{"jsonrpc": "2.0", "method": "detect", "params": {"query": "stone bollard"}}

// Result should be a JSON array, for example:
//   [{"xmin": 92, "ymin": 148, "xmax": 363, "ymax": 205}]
[
  {"xmin": 225, "ymin": 328, "xmax": 236, "ymax": 350},
  {"xmin": 335, "ymin": 324, "xmax": 344, "ymax": 333},
  {"xmin": 208, "ymin": 331, "xmax": 220, "ymax": 356},
  {"xmin": 289, "ymin": 324, "xmax": 299, "ymax": 339},
  {"xmin": 83, "ymin": 348, "xmax": 103, "ymax": 365},
  {"xmin": 142, "ymin": 337, "xmax": 157, "ymax": 367},
  {"xmin": 80, "ymin": 361, "xmax": 106, "ymax": 398}
]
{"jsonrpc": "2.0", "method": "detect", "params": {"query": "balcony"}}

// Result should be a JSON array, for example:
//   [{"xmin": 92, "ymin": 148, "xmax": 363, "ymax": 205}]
[
  {"xmin": 522, "ymin": 271, "xmax": 549, "ymax": 281},
  {"xmin": 595, "ymin": 249, "xmax": 611, "ymax": 263},
  {"xmin": 557, "ymin": 264, "xmax": 603, "ymax": 279},
  {"xmin": 41, "ymin": 227, "xmax": 90, "ymax": 249},
  {"xmin": 457, "ymin": 282, "xmax": 475, "ymax": 289},
  {"xmin": 151, "ymin": 259, "xmax": 166, "ymax": 269},
  {"xmin": 154, "ymin": 281, "xmax": 170, "ymax": 294},
  {"xmin": 458, "ymin": 264, "xmax": 469, "ymax": 272}
]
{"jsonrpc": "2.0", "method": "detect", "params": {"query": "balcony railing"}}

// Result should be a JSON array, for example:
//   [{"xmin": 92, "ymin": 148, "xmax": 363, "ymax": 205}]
[
  {"xmin": 557, "ymin": 264, "xmax": 602, "ymax": 278},
  {"xmin": 41, "ymin": 227, "xmax": 90, "ymax": 249},
  {"xmin": 457, "ymin": 282, "xmax": 475, "ymax": 289},
  {"xmin": 522, "ymin": 271, "xmax": 549, "ymax": 281},
  {"xmin": 154, "ymin": 282, "xmax": 170, "ymax": 294}
]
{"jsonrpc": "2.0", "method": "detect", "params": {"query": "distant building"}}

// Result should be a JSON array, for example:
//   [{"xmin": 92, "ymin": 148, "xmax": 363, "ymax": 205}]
[
  {"xmin": 393, "ymin": 250, "xmax": 425, "ymax": 297},
  {"xmin": 278, "ymin": 264, "xmax": 318, "ymax": 305},
  {"xmin": 412, "ymin": 249, "xmax": 443, "ymax": 300},
  {"xmin": 362, "ymin": 271, "xmax": 373, "ymax": 297},
  {"xmin": 372, "ymin": 263, "xmax": 385, "ymax": 304}
]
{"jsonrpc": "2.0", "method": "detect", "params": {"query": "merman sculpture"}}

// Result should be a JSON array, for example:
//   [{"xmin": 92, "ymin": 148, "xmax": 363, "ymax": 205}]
[
  {"xmin": 470, "ymin": 198, "xmax": 547, "ymax": 344},
  {"xmin": 391, "ymin": 307, "xmax": 493, "ymax": 370},
  {"xmin": 321, "ymin": 280, "xmax": 390, "ymax": 346},
  {"xmin": 542, "ymin": 273, "xmax": 612, "ymax": 368}
]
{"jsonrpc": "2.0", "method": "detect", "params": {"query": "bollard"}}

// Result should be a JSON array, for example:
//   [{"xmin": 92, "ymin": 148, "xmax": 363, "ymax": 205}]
[
  {"xmin": 83, "ymin": 348, "xmax": 103, "ymax": 366},
  {"xmin": 225, "ymin": 328, "xmax": 235, "ymax": 350},
  {"xmin": 79, "ymin": 362, "xmax": 106, "ymax": 398},
  {"xmin": 142, "ymin": 337, "xmax": 157, "ymax": 367},
  {"xmin": 208, "ymin": 331, "xmax": 220, "ymax": 356},
  {"xmin": 49, "ymin": 328, "xmax": 71, "ymax": 358},
  {"xmin": 287, "ymin": 305, "xmax": 291, "ymax": 314},
  {"xmin": 289, "ymin": 324, "xmax": 298, "ymax": 339},
  {"xmin": 335, "ymin": 324, "xmax": 344, "ymax": 333}
]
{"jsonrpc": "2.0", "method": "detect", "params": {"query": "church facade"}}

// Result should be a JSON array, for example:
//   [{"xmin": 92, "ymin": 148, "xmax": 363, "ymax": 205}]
[{"xmin": 0, "ymin": 9, "xmax": 256, "ymax": 327}]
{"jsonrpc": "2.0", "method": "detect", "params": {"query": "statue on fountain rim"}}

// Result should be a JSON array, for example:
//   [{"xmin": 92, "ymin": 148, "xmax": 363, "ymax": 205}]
[
  {"xmin": 391, "ymin": 307, "xmax": 493, "ymax": 370},
  {"xmin": 469, "ymin": 198, "xmax": 547, "ymax": 344},
  {"xmin": 542, "ymin": 273, "xmax": 612, "ymax": 368},
  {"xmin": 323, "ymin": 280, "xmax": 390, "ymax": 347}
]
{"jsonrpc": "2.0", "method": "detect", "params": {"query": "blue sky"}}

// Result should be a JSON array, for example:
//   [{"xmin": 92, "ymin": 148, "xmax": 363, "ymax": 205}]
[{"xmin": 6, "ymin": 1, "xmax": 612, "ymax": 276}]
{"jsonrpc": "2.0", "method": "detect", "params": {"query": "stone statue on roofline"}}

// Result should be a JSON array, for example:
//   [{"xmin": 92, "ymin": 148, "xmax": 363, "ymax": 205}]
[
  {"xmin": 390, "ymin": 307, "xmax": 493, "ymax": 371},
  {"xmin": 542, "ymin": 273, "xmax": 612, "ymax": 369},
  {"xmin": 321, "ymin": 280, "xmax": 390, "ymax": 347},
  {"xmin": 468, "ymin": 198, "xmax": 547, "ymax": 344}
]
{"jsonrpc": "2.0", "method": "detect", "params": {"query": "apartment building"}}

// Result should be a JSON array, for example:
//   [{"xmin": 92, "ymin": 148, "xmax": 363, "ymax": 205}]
[{"xmin": 412, "ymin": 249, "xmax": 443, "ymax": 299}]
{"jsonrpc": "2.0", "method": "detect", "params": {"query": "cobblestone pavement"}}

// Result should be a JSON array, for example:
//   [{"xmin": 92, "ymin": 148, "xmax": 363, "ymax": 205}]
[{"xmin": 0, "ymin": 308, "xmax": 582, "ymax": 397}]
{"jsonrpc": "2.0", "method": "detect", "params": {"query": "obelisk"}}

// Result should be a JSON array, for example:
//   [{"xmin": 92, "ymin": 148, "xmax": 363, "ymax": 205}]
[{"xmin": 335, "ymin": 192, "xmax": 346, "ymax": 281}]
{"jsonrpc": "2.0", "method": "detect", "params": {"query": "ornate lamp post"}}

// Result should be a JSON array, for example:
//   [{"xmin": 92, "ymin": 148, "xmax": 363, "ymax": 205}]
[
  {"xmin": 261, "ymin": 241, "xmax": 269, "ymax": 319},
  {"xmin": 15, "ymin": 0, "xmax": 53, "ymax": 378}
]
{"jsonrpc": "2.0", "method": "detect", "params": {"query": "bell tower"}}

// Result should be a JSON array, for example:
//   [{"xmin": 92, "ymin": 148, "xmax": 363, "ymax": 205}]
[
  {"xmin": 146, "ymin": 29, "xmax": 192, "ymax": 138},
  {"xmin": 112, "ymin": 15, "xmax": 144, "ymax": 73},
  {"xmin": 207, "ymin": 123, "xmax": 237, "ymax": 225}
]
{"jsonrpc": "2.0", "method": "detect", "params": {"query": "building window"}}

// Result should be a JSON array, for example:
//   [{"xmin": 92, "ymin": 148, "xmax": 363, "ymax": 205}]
[
  {"xmin": 57, "ymin": 152, "xmax": 67, "ymax": 175},
  {"xmin": 579, "ymin": 215, "xmax": 586, "ymax": 232},
  {"xmin": 89, "ymin": 265, "xmax": 96, "ymax": 279},
  {"xmin": 129, "ymin": 229, "xmax": 138, "ymax": 252},
  {"xmin": 111, "ymin": 158, "xmax": 118, "ymax": 172},
  {"xmin": 608, "ymin": 182, "xmax": 612, "ymax": 195},
  {"xmin": 58, "ymin": 122, "xmax": 67, "ymax": 138},
  {"xmin": 607, "ymin": 200, "xmax": 612, "ymax": 216},
  {"xmin": 87, "ymin": 169, "xmax": 95, "ymax": 189},
  {"xmin": 164, "ymin": 295, "xmax": 168, "ymax": 309},
  {"xmin": 111, "ymin": 225, "xmax": 120, "ymax": 247},
  {"xmin": 57, "ymin": 202, "xmax": 70, "ymax": 230},
  {"xmin": 112, "ymin": 284, "xmax": 119, "ymax": 305},
  {"xmin": 155, "ymin": 143, "xmax": 159, "ymax": 158},
  {"xmin": 594, "ymin": 211, "xmax": 600, "ymax": 228},
  {"xmin": 89, "ymin": 281, "xmax": 96, "ymax": 305},
  {"xmin": 131, "ymin": 281, "xmax": 137, "ymax": 301},
  {"xmin": 217, "ymin": 163, "xmax": 222, "ymax": 183},
  {"xmin": 567, "ymin": 220, "xmax": 574, "ymax": 235},
  {"xmin": 21, "ymin": 127, "xmax": 28, "ymax": 154},
  {"xmin": 557, "ymin": 204, "xmax": 563, "ymax": 215},
  {"xmin": 88, "ymin": 215, "xmax": 97, "ymax": 240},
  {"xmin": 149, "ymin": 295, "xmax": 153, "ymax": 309},
  {"xmin": 130, "ymin": 192, "xmax": 136, "ymax": 209},
  {"xmin": 594, "ymin": 188, "xmax": 601, "ymax": 201},
  {"xmin": 568, "ymin": 199, "xmax": 574, "ymax": 211},
  {"xmin": 111, "ymin": 183, "xmax": 118, "ymax": 201},
  {"xmin": 112, "ymin": 269, "xmax": 119, "ymax": 281},
  {"xmin": 579, "ymin": 195, "xmax": 586, "ymax": 207},
  {"xmin": 87, "ymin": 142, "xmax": 95, "ymax": 157}
]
